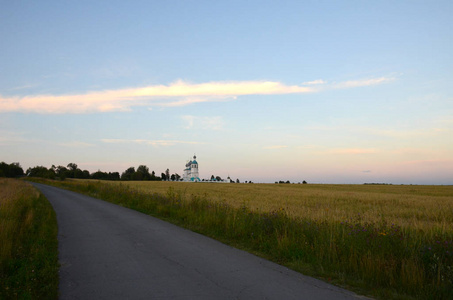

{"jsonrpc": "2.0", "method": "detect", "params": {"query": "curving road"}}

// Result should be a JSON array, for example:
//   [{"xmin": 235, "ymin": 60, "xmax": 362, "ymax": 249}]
[{"xmin": 31, "ymin": 182, "xmax": 369, "ymax": 300}]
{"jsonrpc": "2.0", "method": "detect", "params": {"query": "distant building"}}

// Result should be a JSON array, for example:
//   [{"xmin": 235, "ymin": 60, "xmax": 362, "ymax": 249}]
[{"xmin": 183, "ymin": 155, "xmax": 200, "ymax": 182}]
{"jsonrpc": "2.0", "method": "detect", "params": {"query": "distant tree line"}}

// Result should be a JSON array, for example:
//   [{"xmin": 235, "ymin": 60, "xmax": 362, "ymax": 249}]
[
  {"xmin": 275, "ymin": 180, "xmax": 307, "ymax": 184},
  {"xmin": 120, "ymin": 165, "xmax": 166, "ymax": 181},
  {"xmin": 0, "ymin": 162, "xmax": 24, "ymax": 178},
  {"xmin": 0, "ymin": 161, "xmax": 180, "ymax": 182},
  {"xmin": 1, "ymin": 161, "xmax": 256, "ymax": 183}
]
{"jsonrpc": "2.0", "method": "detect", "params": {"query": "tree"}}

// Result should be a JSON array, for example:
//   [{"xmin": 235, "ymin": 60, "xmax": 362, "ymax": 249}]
[
  {"xmin": 55, "ymin": 165, "xmax": 68, "ymax": 180},
  {"xmin": 0, "ymin": 162, "xmax": 24, "ymax": 178},
  {"xmin": 67, "ymin": 163, "xmax": 77, "ymax": 178},
  {"xmin": 236, "ymin": 179, "xmax": 240, "ymax": 183},
  {"xmin": 10, "ymin": 162, "xmax": 24, "ymax": 177},
  {"xmin": 303, "ymin": 180, "xmax": 307, "ymax": 184},
  {"xmin": 92, "ymin": 170, "xmax": 108, "ymax": 180},
  {"xmin": 92, "ymin": 171, "xmax": 120, "ymax": 181},
  {"xmin": 82, "ymin": 170, "xmax": 90, "ymax": 179},
  {"xmin": 121, "ymin": 167, "xmax": 136, "ymax": 181},
  {"xmin": 175, "ymin": 173, "xmax": 181, "ymax": 181},
  {"xmin": 109, "ymin": 172, "xmax": 120, "ymax": 180},
  {"xmin": 74, "ymin": 169, "xmax": 84, "ymax": 179},
  {"xmin": 170, "ymin": 174, "xmax": 176, "ymax": 181},
  {"xmin": 1, "ymin": 162, "xmax": 10, "ymax": 177},
  {"xmin": 67, "ymin": 163, "xmax": 78, "ymax": 171},
  {"xmin": 161, "ymin": 172, "xmax": 167, "ymax": 181},
  {"xmin": 137, "ymin": 165, "xmax": 151, "ymax": 180},
  {"xmin": 65, "ymin": 163, "xmax": 80, "ymax": 178},
  {"xmin": 26, "ymin": 166, "xmax": 55, "ymax": 179},
  {"xmin": 165, "ymin": 169, "xmax": 170, "ymax": 181}
]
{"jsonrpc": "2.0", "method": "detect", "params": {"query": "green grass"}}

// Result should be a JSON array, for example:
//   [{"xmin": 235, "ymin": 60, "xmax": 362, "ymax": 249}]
[
  {"xmin": 0, "ymin": 178, "xmax": 59, "ymax": 299},
  {"xmin": 27, "ymin": 178, "xmax": 453, "ymax": 299}
]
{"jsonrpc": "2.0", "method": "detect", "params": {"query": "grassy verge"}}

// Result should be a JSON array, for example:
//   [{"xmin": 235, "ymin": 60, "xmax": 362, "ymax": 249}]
[
  {"xmin": 27, "ymin": 178, "xmax": 453, "ymax": 299},
  {"xmin": 0, "ymin": 178, "xmax": 58, "ymax": 299}
]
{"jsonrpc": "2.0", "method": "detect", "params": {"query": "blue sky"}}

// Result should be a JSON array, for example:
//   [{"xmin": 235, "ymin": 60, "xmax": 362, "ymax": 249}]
[{"xmin": 1, "ymin": 0, "xmax": 452, "ymax": 184}]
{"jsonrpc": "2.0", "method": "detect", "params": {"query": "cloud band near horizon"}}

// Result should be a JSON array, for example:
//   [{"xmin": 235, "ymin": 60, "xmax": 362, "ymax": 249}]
[{"xmin": 0, "ymin": 77, "xmax": 394, "ymax": 114}]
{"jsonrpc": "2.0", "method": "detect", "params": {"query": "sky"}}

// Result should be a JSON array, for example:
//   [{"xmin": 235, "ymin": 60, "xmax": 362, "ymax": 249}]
[{"xmin": 1, "ymin": 0, "xmax": 452, "ymax": 184}]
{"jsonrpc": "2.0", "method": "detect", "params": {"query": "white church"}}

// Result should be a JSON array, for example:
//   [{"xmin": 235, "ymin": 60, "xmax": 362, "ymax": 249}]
[{"xmin": 183, "ymin": 155, "xmax": 201, "ymax": 182}]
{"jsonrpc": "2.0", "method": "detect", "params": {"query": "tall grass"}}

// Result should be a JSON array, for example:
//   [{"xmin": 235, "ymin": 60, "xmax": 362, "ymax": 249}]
[
  {"xmin": 0, "ymin": 178, "xmax": 58, "ymax": 299},
  {"xmin": 29, "ymin": 178, "xmax": 453, "ymax": 299},
  {"xmin": 99, "ymin": 180, "xmax": 453, "ymax": 235}
]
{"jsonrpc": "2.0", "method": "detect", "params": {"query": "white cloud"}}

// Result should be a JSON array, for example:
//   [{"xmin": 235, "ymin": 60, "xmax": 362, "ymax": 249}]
[
  {"xmin": 302, "ymin": 79, "xmax": 326, "ymax": 85},
  {"xmin": 57, "ymin": 141, "xmax": 95, "ymax": 148},
  {"xmin": 0, "ymin": 130, "xmax": 34, "ymax": 145},
  {"xmin": 0, "ymin": 77, "xmax": 395, "ymax": 114},
  {"xmin": 324, "ymin": 148, "xmax": 378, "ymax": 154},
  {"xmin": 364, "ymin": 127, "xmax": 451, "ymax": 139},
  {"xmin": 101, "ymin": 139, "xmax": 204, "ymax": 147},
  {"xmin": 332, "ymin": 77, "xmax": 395, "ymax": 89},
  {"xmin": 0, "ymin": 80, "xmax": 314, "ymax": 114},
  {"xmin": 8, "ymin": 84, "xmax": 39, "ymax": 91},
  {"xmin": 182, "ymin": 115, "xmax": 224, "ymax": 130},
  {"xmin": 263, "ymin": 145, "xmax": 288, "ymax": 149},
  {"xmin": 182, "ymin": 116, "xmax": 195, "ymax": 129},
  {"xmin": 400, "ymin": 159, "xmax": 453, "ymax": 166}
]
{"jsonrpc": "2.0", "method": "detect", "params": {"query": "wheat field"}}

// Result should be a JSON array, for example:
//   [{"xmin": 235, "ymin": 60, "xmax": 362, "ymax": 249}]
[{"xmin": 94, "ymin": 180, "xmax": 453, "ymax": 235}]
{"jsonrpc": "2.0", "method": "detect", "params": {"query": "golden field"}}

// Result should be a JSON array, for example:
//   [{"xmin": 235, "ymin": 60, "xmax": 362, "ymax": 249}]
[{"xmin": 94, "ymin": 180, "xmax": 453, "ymax": 235}]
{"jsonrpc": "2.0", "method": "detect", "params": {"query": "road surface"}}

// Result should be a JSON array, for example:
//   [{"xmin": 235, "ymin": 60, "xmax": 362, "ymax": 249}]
[{"xmin": 31, "ymin": 182, "xmax": 369, "ymax": 300}]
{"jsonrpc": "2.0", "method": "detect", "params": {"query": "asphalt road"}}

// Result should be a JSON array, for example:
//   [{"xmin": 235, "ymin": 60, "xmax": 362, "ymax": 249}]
[{"xmin": 31, "ymin": 182, "xmax": 369, "ymax": 300}]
